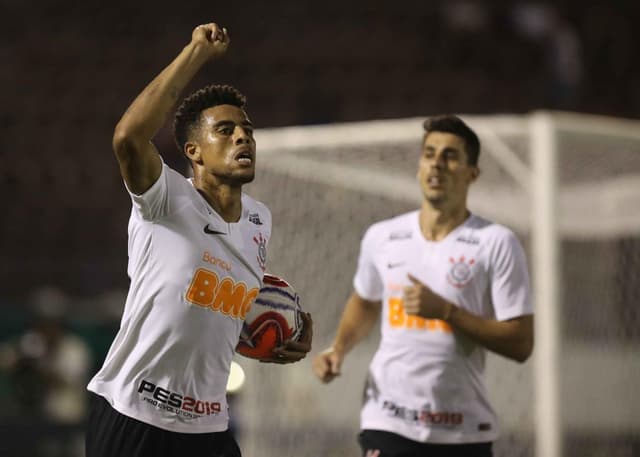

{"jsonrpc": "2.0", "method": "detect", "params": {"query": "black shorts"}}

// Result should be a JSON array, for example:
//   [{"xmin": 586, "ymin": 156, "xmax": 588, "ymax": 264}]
[
  {"xmin": 359, "ymin": 429, "xmax": 492, "ymax": 457},
  {"xmin": 86, "ymin": 393, "xmax": 241, "ymax": 457}
]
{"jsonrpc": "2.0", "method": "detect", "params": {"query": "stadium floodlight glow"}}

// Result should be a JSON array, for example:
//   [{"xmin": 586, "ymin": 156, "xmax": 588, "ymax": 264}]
[{"xmin": 226, "ymin": 361, "xmax": 246, "ymax": 394}]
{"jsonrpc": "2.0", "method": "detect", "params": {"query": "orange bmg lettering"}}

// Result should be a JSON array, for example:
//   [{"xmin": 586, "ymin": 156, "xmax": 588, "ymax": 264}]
[
  {"xmin": 388, "ymin": 297, "xmax": 452, "ymax": 332},
  {"xmin": 186, "ymin": 268, "xmax": 259, "ymax": 320}
]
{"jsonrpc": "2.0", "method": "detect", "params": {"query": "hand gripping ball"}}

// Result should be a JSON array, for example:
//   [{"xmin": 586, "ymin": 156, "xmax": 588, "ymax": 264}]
[{"xmin": 236, "ymin": 273, "xmax": 303, "ymax": 359}]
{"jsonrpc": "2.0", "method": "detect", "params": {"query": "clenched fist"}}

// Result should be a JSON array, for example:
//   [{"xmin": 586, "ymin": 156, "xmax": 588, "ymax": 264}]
[
  {"xmin": 403, "ymin": 273, "xmax": 452, "ymax": 320},
  {"xmin": 312, "ymin": 346, "xmax": 344, "ymax": 384},
  {"xmin": 190, "ymin": 22, "xmax": 230, "ymax": 59}
]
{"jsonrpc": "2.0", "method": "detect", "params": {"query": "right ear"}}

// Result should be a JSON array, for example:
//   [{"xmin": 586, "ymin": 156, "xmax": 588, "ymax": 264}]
[{"xmin": 184, "ymin": 142, "xmax": 202, "ymax": 164}]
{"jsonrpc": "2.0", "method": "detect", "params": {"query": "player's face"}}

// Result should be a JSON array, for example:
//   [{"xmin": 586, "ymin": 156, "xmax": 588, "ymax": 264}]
[
  {"xmin": 417, "ymin": 132, "xmax": 478, "ymax": 207},
  {"xmin": 195, "ymin": 104, "xmax": 256, "ymax": 184}
]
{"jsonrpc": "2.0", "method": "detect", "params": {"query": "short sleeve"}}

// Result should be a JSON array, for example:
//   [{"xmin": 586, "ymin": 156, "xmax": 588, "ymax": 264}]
[
  {"xmin": 125, "ymin": 163, "xmax": 190, "ymax": 221},
  {"xmin": 490, "ymin": 230, "xmax": 534, "ymax": 321},
  {"xmin": 353, "ymin": 225, "xmax": 384, "ymax": 301}
]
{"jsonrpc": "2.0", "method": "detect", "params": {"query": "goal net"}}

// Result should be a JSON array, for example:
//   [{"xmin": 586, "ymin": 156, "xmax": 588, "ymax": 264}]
[{"xmin": 234, "ymin": 112, "xmax": 640, "ymax": 457}]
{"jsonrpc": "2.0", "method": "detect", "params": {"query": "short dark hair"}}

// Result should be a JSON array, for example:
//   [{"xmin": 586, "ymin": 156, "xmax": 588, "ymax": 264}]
[
  {"xmin": 173, "ymin": 84, "xmax": 247, "ymax": 152},
  {"xmin": 422, "ymin": 115, "xmax": 480, "ymax": 166}
]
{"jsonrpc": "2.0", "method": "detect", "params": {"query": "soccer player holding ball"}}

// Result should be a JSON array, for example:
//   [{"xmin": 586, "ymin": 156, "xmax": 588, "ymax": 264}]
[
  {"xmin": 313, "ymin": 116, "xmax": 533, "ymax": 457},
  {"xmin": 86, "ymin": 22, "xmax": 312, "ymax": 457}
]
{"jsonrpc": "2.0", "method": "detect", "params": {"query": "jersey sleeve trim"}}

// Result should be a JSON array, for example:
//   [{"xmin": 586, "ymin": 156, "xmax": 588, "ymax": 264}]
[
  {"xmin": 353, "ymin": 224, "xmax": 385, "ymax": 302},
  {"xmin": 126, "ymin": 161, "xmax": 169, "ymax": 221},
  {"xmin": 489, "ymin": 228, "xmax": 534, "ymax": 321}
]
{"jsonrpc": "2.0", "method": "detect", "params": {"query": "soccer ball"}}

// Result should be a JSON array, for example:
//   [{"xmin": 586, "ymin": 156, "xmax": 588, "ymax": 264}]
[{"xmin": 236, "ymin": 273, "xmax": 304, "ymax": 360}]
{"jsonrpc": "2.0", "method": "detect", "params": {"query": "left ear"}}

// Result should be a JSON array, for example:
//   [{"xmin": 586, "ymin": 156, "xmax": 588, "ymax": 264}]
[
  {"xmin": 184, "ymin": 142, "xmax": 202, "ymax": 164},
  {"xmin": 470, "ymin": 166, "xmax": 480, "ymax": 182}
]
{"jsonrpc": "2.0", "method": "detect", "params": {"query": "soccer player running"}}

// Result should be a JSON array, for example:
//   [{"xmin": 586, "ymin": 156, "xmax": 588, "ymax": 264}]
[
  {"xmin": 313, "ymin": 116, "xmax": 533, "ymax": 457},
  {"xmin": 86, "ymin": 23, "xmax": 312, "ymax": 457}
]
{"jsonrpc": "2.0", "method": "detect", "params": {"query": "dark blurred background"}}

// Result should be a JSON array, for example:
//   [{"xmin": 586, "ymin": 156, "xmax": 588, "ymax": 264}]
[
  {"xmin": 2, "ymin": 0, "xmax": 639, "ymax": 299},
  {"xmin": 1, "ymin": 1, "xmax": 638, "ymax": 456}
]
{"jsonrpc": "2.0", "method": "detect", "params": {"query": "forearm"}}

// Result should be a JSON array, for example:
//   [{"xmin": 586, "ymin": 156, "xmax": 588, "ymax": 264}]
[
  {"xmin": 447, "ymin": 306, "xmax": 534, "ymax": 362},
  {"xmin": 332, "ymin": 292, "xmax": 380, "ymax": 356},
  {"xmin": 115, "ymin": 42, "xmax": 210, "ymax": 141}
]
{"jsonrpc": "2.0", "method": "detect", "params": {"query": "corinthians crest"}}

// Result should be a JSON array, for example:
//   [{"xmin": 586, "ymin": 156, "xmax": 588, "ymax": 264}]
[
  {"xmin": 253, "ymin": 233, "xmax": 267, "ymax": 271},
  {"xmin": 446, "ymin": 256, "xmax": 475, "ymax": 288}
]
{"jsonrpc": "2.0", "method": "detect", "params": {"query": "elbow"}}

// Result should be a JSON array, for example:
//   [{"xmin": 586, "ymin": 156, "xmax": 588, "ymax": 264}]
[
  {"xmin": 112, "ymin": 124, "xmax": 143, "ymax": 162},
  {"xmin": 112, "ymin": 124, "xmax": 132, "ymax": 158},
  {"xmin": 510, "ymin": 315, "xmax": 534, "ymax": 363},
  {"xmin": 514, "ymin": 337, "xmax": 534, "ymax": 363}
]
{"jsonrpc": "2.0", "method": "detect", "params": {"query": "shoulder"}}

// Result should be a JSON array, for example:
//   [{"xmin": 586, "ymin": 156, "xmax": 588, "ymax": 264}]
[
  {"xmin": 241, "ymin": 193, "xmax": 271, "ymax": 216},
  {"xmin": 145, "ymin": 162, "xmax": 199, "ymax": 199},
  {"xmin": 468, "ymin": 215, "xmax": 526, "ymax": 264},
  {"xmin": 468, "ymin": 214, "xmax": 520, "ymax": 244},
  {"xmin": 241, "ymin": 193, "xmax": 272, "ymax": 227},
  {"xmin": 165, "ymin": 165, "xmax": 198, "ymax": 191},
  {"xmin": 128, "ymin": 162, "xmax": 197, "ymax": 220},
  {"xmin": 363, "ymin": 210, "xmax": 418, "ymax": 246}
]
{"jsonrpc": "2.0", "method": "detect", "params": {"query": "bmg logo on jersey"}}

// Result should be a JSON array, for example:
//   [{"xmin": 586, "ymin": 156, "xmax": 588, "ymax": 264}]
[
  {"xmin": 186, "ymin": 268, "xmax": 259, "ymax": 320},
  {"xmin": 388, "ymin": 297, "xmax": 452, "ymax": 333},
  {"xmin": 446, "ymin": 256, "xmax": 475, "ymax": 288},
  {"xmin": 138, "ymin": 379, "xmax": 221, "ymax": 419}
]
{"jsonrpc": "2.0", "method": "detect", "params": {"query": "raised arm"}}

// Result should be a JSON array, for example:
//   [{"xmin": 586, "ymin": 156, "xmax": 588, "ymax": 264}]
[
  {"xmin": 112, "ymin": 23, "xmax": 230, "ymax": 194},
  {"xmin": 312, "ymin": 292, "xmax": 381, "ymax": 383}
]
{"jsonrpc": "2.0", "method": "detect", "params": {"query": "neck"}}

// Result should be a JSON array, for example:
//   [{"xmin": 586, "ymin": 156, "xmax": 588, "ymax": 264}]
[
  {"xmin": 419, "ymin": 201, "xmax": 470, "ymax": 241},
  {"xmin": 194, "ymin": 174, "xmax": 243, "ymax": 223}
]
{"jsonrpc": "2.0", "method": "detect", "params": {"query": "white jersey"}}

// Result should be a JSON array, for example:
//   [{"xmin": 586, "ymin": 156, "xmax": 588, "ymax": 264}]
[
  {"xmin": 354, "ymin": 211, "xmax": 532, "ymax": 443},
  {"xmin": 88, "ymin": 163, "xmax": 271, "ymax": 433}
]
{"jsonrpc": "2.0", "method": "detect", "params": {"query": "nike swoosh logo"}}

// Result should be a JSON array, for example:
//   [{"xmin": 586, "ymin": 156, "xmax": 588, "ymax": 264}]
[
  {"xmin": 387, "ymin": 262, "xmax": 405, "ymax": 269},
  {"xmin": 203, "ymin": 224, "xmax": 226, "ymax": 235}
]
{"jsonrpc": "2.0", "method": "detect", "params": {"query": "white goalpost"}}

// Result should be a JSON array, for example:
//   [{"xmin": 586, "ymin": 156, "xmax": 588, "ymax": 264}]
[
  {"xmin": 233, "ymin": 111, "xmax": 640, "ymax": 457},
  {"xmin": 530, "ymin": 112, "xmax": 561, "ymax": 457}
]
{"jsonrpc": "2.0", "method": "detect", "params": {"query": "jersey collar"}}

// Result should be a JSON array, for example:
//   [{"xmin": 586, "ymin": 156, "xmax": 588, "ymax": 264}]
[{"xmin": 189, "ymin": 179, "xmax": 252, "ymax": 235}]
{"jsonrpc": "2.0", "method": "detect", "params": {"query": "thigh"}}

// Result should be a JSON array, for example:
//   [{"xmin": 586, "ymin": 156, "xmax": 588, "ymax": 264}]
[
  {"xmin": 358, "ymin": 430, "xmax": 492, "ymax": 457},
  {"xmin": 442, "ymin": 442, "xmax": 492, "ymax": 457},
  {"xmin": 86, "ymin": 394, "xmax": 162, "ymax": 457},
  {"xmin": 172, "ymin": 429, "xmax": 242, "ymax": 457},
  {"xmin": 414, "ymin": 441, "xmax": 493, "ymax": 457},
  {"xmin": 358, "ymin": 429, "xmax": 412, "ymax": 457},
  {"xmin": 86, "ymin": 394, "xmax": 241, "ymax": 457}
]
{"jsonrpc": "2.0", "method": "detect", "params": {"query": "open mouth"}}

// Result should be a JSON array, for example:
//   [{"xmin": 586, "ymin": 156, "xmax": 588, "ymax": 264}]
[
  {"xmin": 234, "ymin": 149, "xmax": 254, "ymax": 165},
  {"xmin": 427, "ymin": 175, "xmax": 443, "ymax": 187}
]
